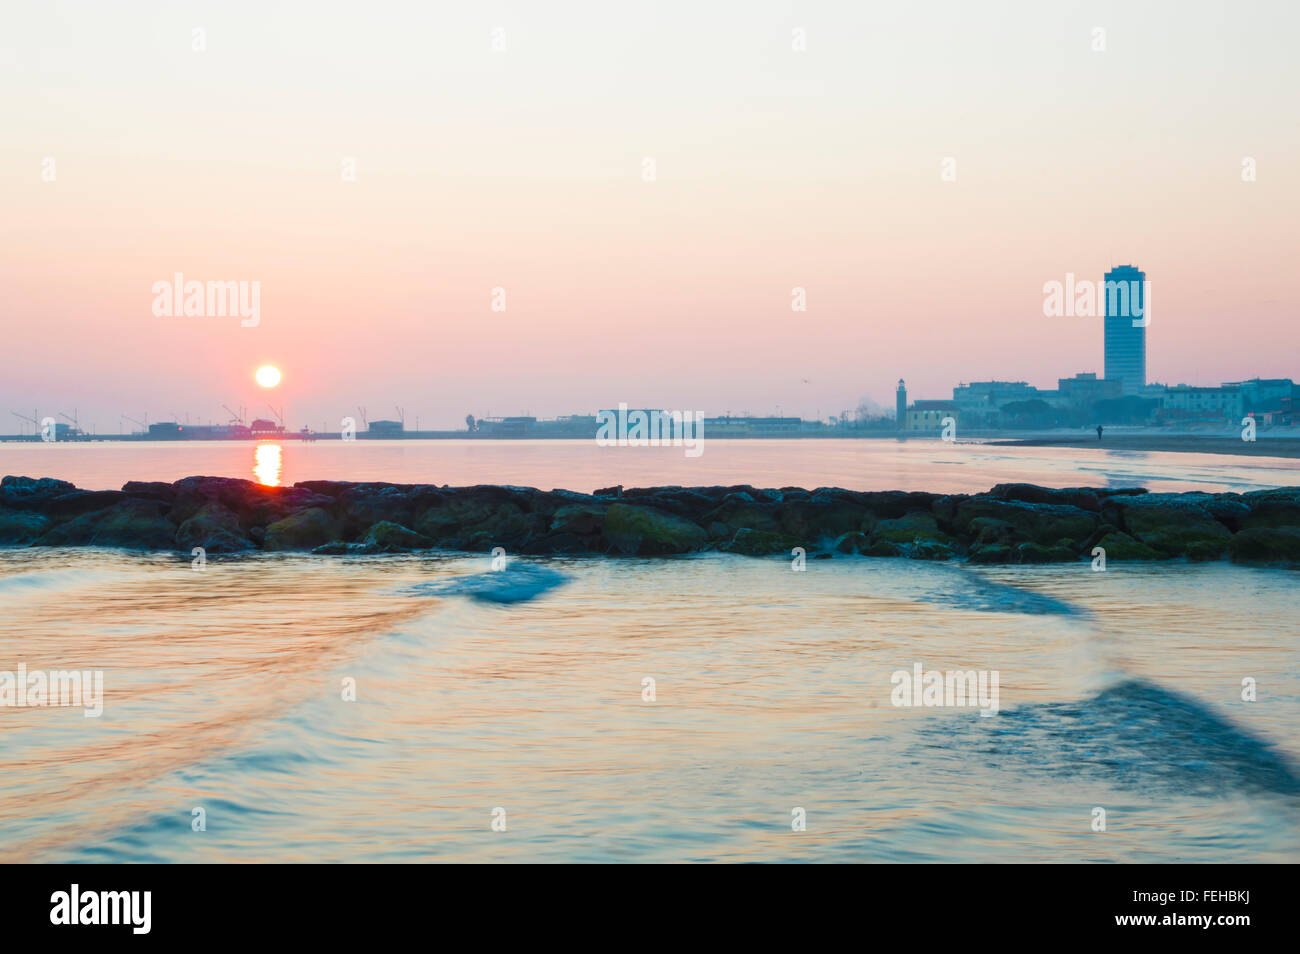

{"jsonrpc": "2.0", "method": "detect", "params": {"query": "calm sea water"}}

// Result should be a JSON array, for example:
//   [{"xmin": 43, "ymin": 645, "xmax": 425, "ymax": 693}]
[
  {"xmin": 1, "ymin": 441, "xmax": 1297, "ymax": 862},
  {"xmin": 2, "ymin": 437, "xmax": 1299, "ymax": 493}
]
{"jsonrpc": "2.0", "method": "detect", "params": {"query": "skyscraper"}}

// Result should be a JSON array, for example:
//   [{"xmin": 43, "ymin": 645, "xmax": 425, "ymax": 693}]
[{"xmin": 1103, "ymin": 265, "xmax": 1147, "ymax": 396}]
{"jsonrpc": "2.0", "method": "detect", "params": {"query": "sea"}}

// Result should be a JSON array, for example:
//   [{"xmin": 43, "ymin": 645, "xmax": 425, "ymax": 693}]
[{"xmin": 1, "ymin": 438, "xmax": 1297, "ymax": 862}]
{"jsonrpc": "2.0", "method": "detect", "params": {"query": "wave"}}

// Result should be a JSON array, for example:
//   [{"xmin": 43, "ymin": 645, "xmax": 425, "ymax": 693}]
[
  {"xmin": 906, "ymin": 563, "xmax": 1085, "ymax": 617},
  {"xmin": 933, "ymin": 677, "xmax": 1300, "ymax": 798},
  {"xmin": 401, "ymin": 562, "xmax": 569, "ymax": 604}
]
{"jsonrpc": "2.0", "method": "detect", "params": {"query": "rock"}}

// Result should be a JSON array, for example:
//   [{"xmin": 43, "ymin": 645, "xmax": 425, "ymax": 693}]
[
  {"xmin": 967, "ymin": 543, "xmax": 1014, "ymax": 564},
  {"xmin": 1113, "ymin": 495, "xmax": 1231, "ymax": 556},
  {"xmin": 832, "ymin": 531, "xmax": 869, "ymax": 554},
  {"xmin": 1186, "ymin": 539, "xmax": 1228, "ymax": 561},
  {"xmin": 6, "ymin": 476, "xmax": 1300, "ymax": 567},
  {"xmin": 170, "ymin": 476, "xmax": 335, "ymax": 529},
  {"xmin": 414, "ymin": 493, "xmax": 539, "ymax": 548},
  {"xmin": 854, "ymin": 491, "xmax": 939, "ymax": 519},
  {"xmin": 311, "ymin": 541, "xmax": 362, "ymax": 555},
  {"xmin": 176, "ymin": 503, "xmax": 246, "ymax": 550},
  {"xmin": 702, "ymin": 496, "xmax": 783, "ymax": 534},
  {"xmin": 549, "ymin": 504, "xmax": 607, "ymax": 536},
  {"xmin": 864, "ymin": 540, "xmax": 902, "ymax": 557},
  {"xmin": 724, "ymin": 528, "xmax": 798, "ymax": 556},
  {"xmin": 41, "ymin": 490, "xmax": 127, "ymax": 518},
  {"xmin": 778, "ymin": 496, "xmax": 872, "ymax": 540},
  {"xmin": 1239, "ymin": 489, "xmax": 1300, "ymax": 531},
  {"xmin": 1092, "ymin": 531, "xmax": 1164, "ymax": 561},
  {"xmin": 362, "ymin": 521, "xmax": 432, "ymax": 551},
  {"xmin": 201, "ymin": 530, "xmax": 255, "ymax": 553},
  {"xmin": 121, "ymin": 480, "xmax": 178, "ymax": 503},
  {"xmin": 989, "ymin": 483, "xmax": 1101, "ymax": 512},
  {"xmin": 1010, "ymin": 542, "xmax": 1077, "ymax": 563},
  {"xmin": 907, "ymin": 539, "xmax": 957, "ymax": 560},
  {"xmin": 872, "ymin": 512, "xmax": 955, "ymax": 546},
  {"xmin": 36, "ymin": 499, "xmax": 177, "ymax": 550},
  {"xmin": 0, "ymin": 507, "xmax": 50, "ymax": 544},
  {"xmin": 1228, "ymin": 527, "xmax": 1300, "ymax": 564},
  {"xmin": 951, "ymin": 498, "xmax": 1097, "ymax": 546},
  {"xmin": 264, "ymin": 508, "xmax": 340, "ymax": 551},
  {"xmin": 0, "ymin": 476, "xmax": 76, "ymax": 504},
  {"xmin": 602, "ymin": 503, "xmax": 706, "ymax": 555},
  {"xmin": 89, "ymin": 500, "xmax": 179, "ymax": 549}
]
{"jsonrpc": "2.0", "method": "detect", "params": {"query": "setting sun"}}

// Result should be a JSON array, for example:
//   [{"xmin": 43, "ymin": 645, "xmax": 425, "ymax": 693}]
[{"xmin": 255, "ymin": 365, "xmax": 281, "ymax": 388}]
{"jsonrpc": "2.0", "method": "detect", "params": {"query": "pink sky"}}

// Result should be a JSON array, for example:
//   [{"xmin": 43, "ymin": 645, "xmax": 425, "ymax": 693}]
[{"xmin": 2, "ymin": 1, "xmax": 1297, "ymax": 431}]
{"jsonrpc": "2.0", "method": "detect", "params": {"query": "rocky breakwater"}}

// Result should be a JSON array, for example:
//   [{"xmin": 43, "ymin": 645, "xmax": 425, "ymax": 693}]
[{"xmin": 3, "ymin": 475, "xmax": 1300, "ymax": 565}]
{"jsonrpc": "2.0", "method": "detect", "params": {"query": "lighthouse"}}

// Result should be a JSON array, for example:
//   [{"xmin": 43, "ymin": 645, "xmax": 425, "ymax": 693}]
[{"xmin": 896, "ymin": 379, "xmax": 907, "ymax": 429}]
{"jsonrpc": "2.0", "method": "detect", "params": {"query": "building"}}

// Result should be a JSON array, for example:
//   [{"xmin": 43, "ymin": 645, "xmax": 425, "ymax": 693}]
[
  {"xmin": 367, "ymin": 419, "xmax": 404, "ymax": 436},
  {"xmin": 1058, "ymin": 372, "xmax": 1122, "ymax": 408},
  {"xmin": 904, "ymin": 400, "xmax": 960, "ymax": 433},
  {"xmin": 1103, "ymin": 264, "xmax": 1147, "ymax": 396},
  {"xmin": 477, "ymin": 416, "xmax": 538, "ymax": 437},
  {"xmin": 1223, "ymin": 378, "xmax": 1294, "ymax": 416},
  {"xmin": 704, "ymin": 415, "xmax": 802, "ymax": 435},
  {"xmin": 951, "ymin": 380, "xmax": 1042, "ymax": 427},
  {"xmin": 249, "ymin": 418, "xmax": 285, "ymax": 437},
  {"xmin": 896, "ymin": 379, "xmax": 907, "ymax": 428},
  {"xmin": 1158, "ymin": 385, "xmax": 1244, "ymax": 422}
]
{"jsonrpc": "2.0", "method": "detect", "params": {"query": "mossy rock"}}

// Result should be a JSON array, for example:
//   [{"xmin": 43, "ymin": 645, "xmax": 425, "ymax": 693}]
[
  {"xmin": 872, "ymin": 512, "xmax": 954, "ymax": 546},
  {"xmin": 1117, "ymin": 496, "xmax": 1231, "ymax": 555},
  {"xmin": 264, "ymin": 508, "xmax": 340, "ymax": 551},
  {"xmin": 176, "ymin": 502, "xmax": 245, "ymax": 550},
  {"xmin": 967, "ymin": 543, "xmax": 1014, "ymax": 564},
  {"xmin": 864, "ymin": 539, "xmax": 902, "ymax": 557},
  {"xmin": 1228, "ymin": 527, "xmax": 1300, "ymax": 564},
  {"xmin": 0, "ymin": 506, "xmax": 50, "ymax": 544},
  {"xmin": 1011, "ymin": 542, "xmax": 1077, "ymax": 563},
  {"xmin": 1093, "ymin": 531, "xmax": 1164, "ymax": 561},
  {"xmin": 954, "ymin": 498, "xmax": 1098, "ymax": 546},
  {"xmin": 1186, "ymin": 539, "xmax": 1228, "ymax": 561},
  {"xmin": 363, "ymin": 520, "xmax": 432, "ymax": 551},
  {"xmin": 906, "ymin": 539, "xmax": 957, "ymax": 560},
  {"xmin": 724, "ymin": 528, "xmax": 799, "ymax": 556},
  {"xmin": 549, "ymin": 504, "xmax": 607, "ymax": 536},
  {"xmin": 832, "ymin": 531, "xmax": 869, "ymax": 554},
  {"xmin": 602, "ymin": 503, "xmax": 706, "ymax": 555},
  {"xmin": 38, "ymin": 500, "xmax": 176, "ymax": 549}
]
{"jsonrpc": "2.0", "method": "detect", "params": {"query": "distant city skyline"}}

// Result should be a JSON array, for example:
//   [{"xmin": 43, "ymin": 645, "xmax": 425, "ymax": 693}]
[{"xmin": 3, "ymin": 1, "xmax": 1298, "ymax": 430}]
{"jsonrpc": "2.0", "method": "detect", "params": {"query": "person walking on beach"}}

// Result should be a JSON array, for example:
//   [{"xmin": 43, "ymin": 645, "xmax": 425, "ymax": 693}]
[{"xmin": 1096, "ymin": 425, "xmax": 1103, "ymax": 440}]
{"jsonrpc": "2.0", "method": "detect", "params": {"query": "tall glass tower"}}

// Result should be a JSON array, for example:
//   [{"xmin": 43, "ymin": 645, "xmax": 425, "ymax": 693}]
[{"xmin": 1103, "ymin": 265, "xmax": 1146, "ymax": 396}]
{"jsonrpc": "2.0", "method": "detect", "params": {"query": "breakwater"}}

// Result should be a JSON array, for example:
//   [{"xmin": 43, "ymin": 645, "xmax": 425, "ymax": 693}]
[{"xmin": 2, "ymin": 474, "xmax": 1299, "ymax": 563}]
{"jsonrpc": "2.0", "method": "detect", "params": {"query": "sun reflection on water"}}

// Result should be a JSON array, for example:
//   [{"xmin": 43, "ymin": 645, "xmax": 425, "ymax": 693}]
[{"xmin": 253, "ymin": 444, "xmax": 282, "ymax": 486}]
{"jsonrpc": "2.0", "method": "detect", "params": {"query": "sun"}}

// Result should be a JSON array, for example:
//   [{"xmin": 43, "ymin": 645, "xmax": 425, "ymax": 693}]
[{"xmin": 255, "ymin": 365, "xmax": 281, "ymax": 388}]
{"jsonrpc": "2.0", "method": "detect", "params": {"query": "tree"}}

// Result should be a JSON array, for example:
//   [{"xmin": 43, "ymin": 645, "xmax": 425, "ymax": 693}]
[{"xmin": 465, "ymin": 414, "xmax": 477, "ymax": 432}]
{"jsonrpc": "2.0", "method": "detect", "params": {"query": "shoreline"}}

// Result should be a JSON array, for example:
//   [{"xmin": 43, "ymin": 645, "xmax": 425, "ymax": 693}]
[
  {"xmin": 987, "ymin": 434, "xmax": 1300, "ymax": 459},
  {"xmin": 3, "ymin": 474, "xmax": 1299, "ymax": 565}
]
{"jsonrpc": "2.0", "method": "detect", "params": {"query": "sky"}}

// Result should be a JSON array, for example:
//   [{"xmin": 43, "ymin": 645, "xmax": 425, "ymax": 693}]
[{"xmin": 2, "ymin": 0, "xmax": 1297, "ymax": 432}]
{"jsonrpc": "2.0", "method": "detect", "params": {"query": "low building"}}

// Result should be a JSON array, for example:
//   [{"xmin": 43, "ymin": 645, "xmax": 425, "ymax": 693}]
[
  {"xmin": 904, "ymin": 401, "xmax": 960, "ymax": 433},
  {"xmin": 368, "ymin": 419, "xmax": 404, "ymax": 436},
  {"xmin": 1223, "ymin": 378, "xmax": 1294, "ymax": 416},
  {"xmin": 1158, "ymin": 385, "xmax": 1244, "ymax": 423},
  {"xmin": 1058, "ymin": 372, "xmax": 1122, "ymax": 408},
  {"xmin": 703, "ymin": 415, "xmax": 802, "ymax": 435},
  {"xmin": 952, "ymin": 381, "xmax": 1042, "ymax": 427}
]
